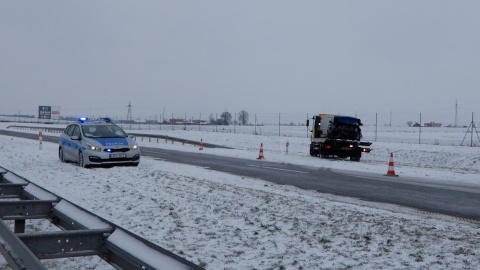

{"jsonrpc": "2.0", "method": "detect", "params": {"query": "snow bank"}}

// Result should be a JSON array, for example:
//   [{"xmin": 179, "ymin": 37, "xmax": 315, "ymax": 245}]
[{"xmin": 0, "ymin": 123, "xmax": 479, "ymax": 269}]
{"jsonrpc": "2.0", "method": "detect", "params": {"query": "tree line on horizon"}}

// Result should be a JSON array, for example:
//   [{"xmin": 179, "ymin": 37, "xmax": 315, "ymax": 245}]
[{"xmin": 209, "ymin": 110, "xmax": 249, "ymax": 126}]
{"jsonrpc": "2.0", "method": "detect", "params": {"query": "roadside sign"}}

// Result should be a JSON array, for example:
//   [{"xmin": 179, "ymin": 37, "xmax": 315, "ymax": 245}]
[{"xmin": 39, "ymin": 106, "xmax": 51, "ymax": 119}]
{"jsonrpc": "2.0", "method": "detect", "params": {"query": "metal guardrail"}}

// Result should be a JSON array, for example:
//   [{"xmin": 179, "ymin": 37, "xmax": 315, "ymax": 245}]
[
  {"xmin": 6, "ymin": 125, "xmax": 233, "ymax": 149},
  {"xmin": 0, "ymin": 167, "xmax": 205, "ymax": 270}
]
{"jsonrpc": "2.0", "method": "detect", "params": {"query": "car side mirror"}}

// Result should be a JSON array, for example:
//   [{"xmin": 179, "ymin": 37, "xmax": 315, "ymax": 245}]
[{"xmin": 71, "ymin": 135, "xmax": 80, "ymax": 141}]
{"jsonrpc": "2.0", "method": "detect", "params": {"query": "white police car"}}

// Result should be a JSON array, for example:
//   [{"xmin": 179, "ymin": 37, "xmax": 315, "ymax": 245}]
[{"xmin": 59, "ymin": 117, "xmax": 140, "ymax": 168}]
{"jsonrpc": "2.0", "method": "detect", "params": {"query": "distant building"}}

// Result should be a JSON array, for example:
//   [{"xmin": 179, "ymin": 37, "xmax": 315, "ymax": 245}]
[
  {"xmin": 424, "ymin": 122, "xmax": 442, "ymax": 127},
  {"xmin": 169, "ymin": 118, "xmax": 186, "ymax": 124},
  {"xmin": 192, "ymin": 120, "xmax": 209, "ymax": 125}
]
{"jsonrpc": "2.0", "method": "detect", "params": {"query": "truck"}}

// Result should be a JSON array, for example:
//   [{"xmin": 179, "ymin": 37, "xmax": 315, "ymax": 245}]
[{"xmin": 307, "ymin": 114, "xmax": 372, "ymax": 161}]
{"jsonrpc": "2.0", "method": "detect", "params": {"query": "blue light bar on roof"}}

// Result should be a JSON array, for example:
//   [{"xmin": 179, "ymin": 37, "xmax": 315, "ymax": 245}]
[
  {"xmin": 78, "ymin": 117, "xmax": 88, "ymax": 123},
  {"xmin": 77, "ymin": 117, "xmax": 112, "ymax": 123}
]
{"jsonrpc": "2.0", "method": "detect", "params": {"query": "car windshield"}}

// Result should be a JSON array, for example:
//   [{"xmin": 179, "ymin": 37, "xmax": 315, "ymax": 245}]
[{"xmin": 82, "ymin": 125, "xmax": 127, "ymax": 138}]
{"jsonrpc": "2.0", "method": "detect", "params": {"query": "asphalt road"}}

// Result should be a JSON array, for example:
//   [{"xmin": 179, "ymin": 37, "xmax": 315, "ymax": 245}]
[{"xmin": 2, "ymin": 129, "xmax": 480, "ymax": 222}]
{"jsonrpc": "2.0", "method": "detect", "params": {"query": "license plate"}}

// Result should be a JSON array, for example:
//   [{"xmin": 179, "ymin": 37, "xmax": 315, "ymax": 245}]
[{"xmin": 110, "ymin": 153, "xmax": 127, "ymax": 159}]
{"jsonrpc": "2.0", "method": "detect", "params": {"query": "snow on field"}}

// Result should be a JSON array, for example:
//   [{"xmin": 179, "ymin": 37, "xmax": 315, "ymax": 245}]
[
  {"xmin": 131, "ymin": 125, "xmax": 480, "ymax": 185},
  {"xmin": 0, "ymin": 123, "xmax": 479, "ymax": 269}
]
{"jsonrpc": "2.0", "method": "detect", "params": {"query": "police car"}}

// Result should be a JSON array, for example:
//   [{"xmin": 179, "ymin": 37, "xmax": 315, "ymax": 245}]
[{"xmin": 59, "ymin": 117, "xmax": 140, "ymax": 168}]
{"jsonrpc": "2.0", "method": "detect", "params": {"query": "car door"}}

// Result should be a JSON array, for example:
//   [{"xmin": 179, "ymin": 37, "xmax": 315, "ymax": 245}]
[
  {"xmin": 60, "ymin": 125, "xmax": 74, "ymax": 161},
  {"xmin": 62, "ymin": 125, "xmax": 80, "ymax": 161},
  {"xmin": 69, "ymin": 125, "xmax": 82, "ymax": 161}
]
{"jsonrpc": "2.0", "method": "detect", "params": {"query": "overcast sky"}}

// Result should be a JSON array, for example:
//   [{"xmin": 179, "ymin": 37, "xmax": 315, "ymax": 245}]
[{"xmin": 1, "ymin": 1, "xmax": 479, "ymax": 121}]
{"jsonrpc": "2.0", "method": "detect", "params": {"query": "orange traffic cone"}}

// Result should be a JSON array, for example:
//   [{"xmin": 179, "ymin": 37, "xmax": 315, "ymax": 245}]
[
  {"xmin": 385, "ymin": 152, "xmax": 398, "ymax": 176},
  {"xmin": 257, "ymin": 143, "xmax": 265, "ymax": 159},
  {"xmin": 199, "ymin": 139, "xmax": 204, "ymax": 150}
]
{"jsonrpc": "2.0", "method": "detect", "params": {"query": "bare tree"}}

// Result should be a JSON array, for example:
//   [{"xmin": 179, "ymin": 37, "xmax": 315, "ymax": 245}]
[
  {"xmin": 238, "ymin": 110, "xmax": 249, "ymax": 125},
  {"xmin": 407, "ymin": 121, "xmax": 413, "ymax": 127},
  {"xmin": 220, "ymin": 111, "xmax": 232, "ymax": 125}
]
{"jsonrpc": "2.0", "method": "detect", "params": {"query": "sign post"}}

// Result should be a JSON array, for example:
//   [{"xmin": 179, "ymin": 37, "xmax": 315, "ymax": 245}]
[{"xmin": 39, "ymin": 130, "xmax": 43, "ymax": 150}]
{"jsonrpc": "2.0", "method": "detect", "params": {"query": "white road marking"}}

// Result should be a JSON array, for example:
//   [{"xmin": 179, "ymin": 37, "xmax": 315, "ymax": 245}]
[{"xmin": 247, "ymin": 164, "xmax": 309, "ymax": 174}]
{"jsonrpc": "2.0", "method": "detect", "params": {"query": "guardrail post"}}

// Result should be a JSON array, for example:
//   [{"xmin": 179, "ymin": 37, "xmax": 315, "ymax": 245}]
[
  {"xmin": 39, "ymin": 130, "xmax": 43, "ymax": 150},
  {"xmin": 0, "ymin": 219, "xmax": 48, "ymax": 270}
]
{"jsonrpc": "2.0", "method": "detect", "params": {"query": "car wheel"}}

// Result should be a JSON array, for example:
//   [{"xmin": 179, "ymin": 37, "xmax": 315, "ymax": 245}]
[
  {"xmin": 59, "ymin": 147, "xmax": 65, "ymax": 162},
  {"xmin": 78, "ymin": 151, "xmax": 88, "ymax": 168}
]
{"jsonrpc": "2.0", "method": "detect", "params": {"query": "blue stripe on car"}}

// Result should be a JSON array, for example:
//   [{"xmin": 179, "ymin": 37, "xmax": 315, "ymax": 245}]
[{"xmin": 93, "ymin": 138, "xmax": 129, "ymax": 146}]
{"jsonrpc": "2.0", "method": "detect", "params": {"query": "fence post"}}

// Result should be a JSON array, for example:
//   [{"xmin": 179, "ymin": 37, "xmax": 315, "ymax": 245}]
[
  {"xmin": 306, "ymin": 113, "xmax": 309, "ymax": 138},
  {"xmin": 39, "ymin": 130, "xmax": 43, "ymax": 150},
  {"xmin": 278, "ymin": 113, "xmax": 281, "ymax": 136},
  {"xmin": 419, "ymin": 113, "xmax": 422, "ymax": 144},
  {"xmin": 471, "ymin": 112, "xmax": 474, "ymax": 147}
]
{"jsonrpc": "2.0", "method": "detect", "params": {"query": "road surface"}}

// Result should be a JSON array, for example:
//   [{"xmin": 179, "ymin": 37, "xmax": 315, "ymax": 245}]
[{"xmin": 1, "ymin": 129, "xmax": 479, "ymax": 222}]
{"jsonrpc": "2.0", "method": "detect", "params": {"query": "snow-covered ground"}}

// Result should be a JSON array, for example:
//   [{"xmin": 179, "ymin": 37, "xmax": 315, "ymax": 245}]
[{"xmin": 0, "ymin": 122, "xmax": 479, "ymax": 269}]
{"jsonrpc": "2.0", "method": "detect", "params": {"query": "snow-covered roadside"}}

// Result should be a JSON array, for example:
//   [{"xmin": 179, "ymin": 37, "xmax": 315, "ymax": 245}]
[
  {"xmin": 3, "ymin": 122, "xmax": 480, "ymax": 184},
  {"xmin": 132, "ymin": 128, "xmax": 480, "ymax": 187},
  {"xmin": 0, "ymin": 127, "xmax": 480, "ymax": 269}
]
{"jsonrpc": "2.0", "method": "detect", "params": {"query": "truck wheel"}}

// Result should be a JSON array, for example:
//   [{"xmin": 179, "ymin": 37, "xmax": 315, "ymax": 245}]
[
  {"xmin": 309, "ymin": 145, "xmax": 315, "ymax": 156},
  {"xmin": 350, "ymin": 156, "xmax": 360, "ymax": 162}
]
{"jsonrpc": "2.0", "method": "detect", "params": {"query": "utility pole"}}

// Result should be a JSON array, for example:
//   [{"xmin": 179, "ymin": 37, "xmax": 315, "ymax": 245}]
[
  {"xmin": 162, "ymin": 106, "xmax": 165, "ymax": 123},
  {"xmin": 461, "ymin": 112, "xmax": 480, "ymax": 147},
  {"xmin": 126, "ymin": 101, "xmax": 133, "ymax": 122},
  {"xmin": 455, "ymin": 99, "xmax": 458, "ymax": 127},
  {"xmin": 390, "ymin": 110, "xmax": 392, "ymax": 127}
]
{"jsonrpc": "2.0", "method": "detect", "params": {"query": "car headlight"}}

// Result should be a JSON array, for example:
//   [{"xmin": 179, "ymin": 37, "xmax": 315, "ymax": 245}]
[
  {"xmin": 86, "ymin": 142, "xmax": 102, "ymax": 152},
  {"xmin": 131, "ymin": 143, "xmax": 139, "ymax": 150}
]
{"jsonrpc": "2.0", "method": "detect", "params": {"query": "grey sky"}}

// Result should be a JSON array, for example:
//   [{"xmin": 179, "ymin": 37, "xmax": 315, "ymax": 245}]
[{"xmin": 1, "ymin": 1, "xmax": 479, "ymax": 121}]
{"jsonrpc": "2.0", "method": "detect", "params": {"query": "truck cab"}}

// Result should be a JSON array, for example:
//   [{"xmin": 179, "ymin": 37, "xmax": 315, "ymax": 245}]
[
  {"xmin": 308, "ymin": 114, "xmax": 371, "ymax": 161},
  {"xmin": 311, "ymin": 114, "xmax": 334, "ymax": 142}
]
